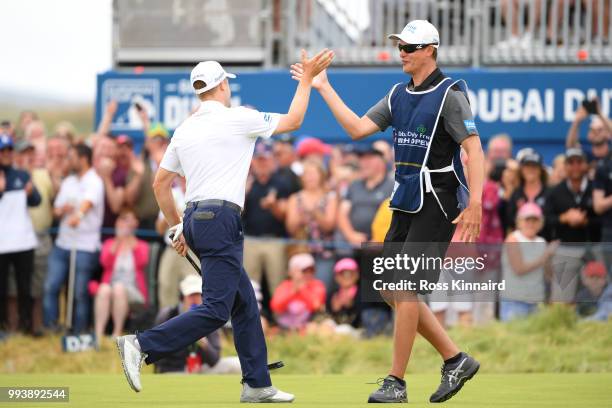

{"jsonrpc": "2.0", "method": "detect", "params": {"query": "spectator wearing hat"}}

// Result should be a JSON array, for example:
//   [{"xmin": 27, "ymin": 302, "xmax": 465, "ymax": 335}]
[
  {"xmin": 154, "ymin": 275, "xmax": 224, "ymax": 374},
  {"xmin": 0, "ymin": 134, "xmax": 41, "ymax": 332},
  {"xmin": 285, "ymin": 159, "xmax": 338, "ymax": 291},
  {"xmin": 545, "ymin": 148, "xmax": 600, "ymax": 303},
  {"xmin": 327, "ymin": 258, "xmax": 360, "ymax": 327},
  {"xmin": 582, "ymin": 265, "xmax": 612, "ymax": 322},
  {"xmin": 295, "ymin": 137, "xmax": 332, "ymax": 163},
  {"xmin": 500, "ymin": 203, "xmax": 558, "ymax": 321},
  {"xmin": 1, "ymin": 120, "xmax": 15, "ymax": 139},
  {"xmin": 94, "ymin": 208, "xmax": 149, "ymax": 341},
  {"xmin": 13, "ymin": 139, "xmax": 55, "ymax": 335},
  {"xmin": 545, "ymin": 148, "xmax": 599, "ymax": 243},
  {"xmin": 272, "ymin": 134, "xmax": 302, "ymax": 194},
  {"xmin": 505, "ymin": 148, "xmax": 550, "ymax": 239},
  {"xmin": 576, "ymin": 261, "xmax": 609, "ymax": 318},
  {"xmin": 44, "ymin": 144, "xmax": 104, "ymax": 333},
  {"xmin": 270, "ymin": 253, "xmax": 326, "ymax": 330},
  {"xmin": 243, "ymin": 141, "xmax": 293, "ymax": 298},
  {"xmin": 566, "ymin": 99, "xmax": 612, "ymax": 170},
  {"xmin": 338, "ymin": 145, "xmax": 394, "ymax": 247}
]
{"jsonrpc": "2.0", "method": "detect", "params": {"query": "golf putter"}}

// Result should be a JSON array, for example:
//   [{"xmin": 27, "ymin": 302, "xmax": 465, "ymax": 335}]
[
  {"xmin": 169, "ymin": 233, "xmax": 285, "ymax": 372},
  {"xmin": 169, "ymin": 232, "xmax": 201, "ymax": 275}
]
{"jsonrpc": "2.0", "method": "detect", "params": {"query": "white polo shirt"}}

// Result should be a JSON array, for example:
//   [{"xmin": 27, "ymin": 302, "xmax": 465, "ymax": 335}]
[
  {"xmin": 54, "ymin": 168, "xmax": 105, "ymax": 252},
  {"xmin": 160, "ymin": 101, "xmax": 281, "ymax": 208}
]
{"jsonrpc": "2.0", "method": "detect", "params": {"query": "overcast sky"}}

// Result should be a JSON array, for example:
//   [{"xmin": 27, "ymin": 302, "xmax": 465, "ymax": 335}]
[{"xmin": 1, "ymin": 0, "xmax": 112, "ymax": 103}]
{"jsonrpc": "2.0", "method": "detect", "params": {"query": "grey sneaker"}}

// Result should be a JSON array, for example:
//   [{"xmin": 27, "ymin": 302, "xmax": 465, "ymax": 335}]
[
  {"xmin": 429, "ymin": 352, "xmax": 480, "ymax": 403},
  {"xmin": 367, "ymin": 376, "xmax": 407, "ymax": 403},
  {"xmin": 116, "ymin": 335, "xmax": 147, "ymax": 392},
  {"xmin": 240, "ymin": 383, "xmax": 295, "ymax": 403}
]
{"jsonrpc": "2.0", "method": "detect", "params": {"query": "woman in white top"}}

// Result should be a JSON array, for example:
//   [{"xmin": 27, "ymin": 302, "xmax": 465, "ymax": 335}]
[{"xmin": 500, "ymin": 202, "xmax": 558, "ymax": 321}]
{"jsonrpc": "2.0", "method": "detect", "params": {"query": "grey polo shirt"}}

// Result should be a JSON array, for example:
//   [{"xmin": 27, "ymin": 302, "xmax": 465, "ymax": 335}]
[{"xmin": 344, "ymin": 177, "xmax": 395, "ymax": 236}]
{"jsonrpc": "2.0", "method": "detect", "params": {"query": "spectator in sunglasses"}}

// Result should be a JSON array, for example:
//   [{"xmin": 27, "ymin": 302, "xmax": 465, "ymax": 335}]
[{"xmin": 566, "ymin": 99, "xmax": 612, "ymax": 170}]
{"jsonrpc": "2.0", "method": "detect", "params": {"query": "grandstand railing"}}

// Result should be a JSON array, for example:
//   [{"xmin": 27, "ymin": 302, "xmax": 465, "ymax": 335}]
[
  {"xmin": 113, "ymin": 0, "xmax": 275, "ymax": 67},
  {"xmin": 283, "ymin": 0, "xmax": 612, "ymax": 66}
]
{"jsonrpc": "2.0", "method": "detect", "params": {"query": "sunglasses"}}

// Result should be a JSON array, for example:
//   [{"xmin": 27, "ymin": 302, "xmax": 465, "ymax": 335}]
[
  {"xmin": 591, "ymin": 140, "xmax": 608, "ymax": 147},
  {"xmin": 397, "ymin": 43, "xmax": 436, "ymax": 53}
]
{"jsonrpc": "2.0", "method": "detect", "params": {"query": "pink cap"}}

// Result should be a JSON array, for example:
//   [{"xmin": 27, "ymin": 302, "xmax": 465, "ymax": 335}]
[
  {"xmin": 296, "ymin": 137, "xmax": 332, "ymax": 158},
  {"xmin": 289, "ymin": 253, "xmax": 315, "ymax": 271},
  {"xmin": 583, "ymin": 261, "xmax": 607, "ymax": 278},
  {"xmin": 334, "ymin": 258, "xmax": 359, "ymax": 274},
  {"xmin": 517, "ymin": 202, "xmax": 543, "ymax": 219}
]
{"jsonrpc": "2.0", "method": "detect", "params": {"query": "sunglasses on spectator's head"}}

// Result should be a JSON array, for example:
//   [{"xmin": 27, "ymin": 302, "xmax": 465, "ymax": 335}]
[
  {"xmin": 523, "ymin": 216, "xmax": 541, "ymax": 222},
  {"xmin": 302, "ymin": 266, "xmax": 315, "ymax": 274},
  {"xmin": 398, "ymin": 43, "xmax": 436, "ymax": 53}
]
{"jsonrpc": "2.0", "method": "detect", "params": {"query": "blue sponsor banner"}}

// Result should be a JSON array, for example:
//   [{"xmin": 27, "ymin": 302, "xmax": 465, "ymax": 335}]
[{"xmin": 96, "ymin": 68, "xmax": 612, "ymax": 162}]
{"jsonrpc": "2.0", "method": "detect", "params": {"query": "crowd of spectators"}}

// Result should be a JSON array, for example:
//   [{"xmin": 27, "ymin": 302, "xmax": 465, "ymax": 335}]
[{"xmin": 1, "ymin": 99, "xmax": 611, "ymax": 350}]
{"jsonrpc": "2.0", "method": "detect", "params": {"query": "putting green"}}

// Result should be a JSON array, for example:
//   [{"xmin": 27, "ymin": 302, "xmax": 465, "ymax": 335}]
[{"xmin": 1, "ymin": 373, "xmax": 610, "ymax": 407}]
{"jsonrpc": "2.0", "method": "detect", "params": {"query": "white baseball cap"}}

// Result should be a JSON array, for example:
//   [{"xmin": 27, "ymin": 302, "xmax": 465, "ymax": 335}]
[
  {"xmin": 180, "ymin": 274, "xmax": 202, "ymax": 296},
  {"xmin": 190, "ymin": 61, "xmax": 236, "ymax": 95},
  {"xmin": 388, "ymin": 20, "xmax": 440, "ymax": 48}
]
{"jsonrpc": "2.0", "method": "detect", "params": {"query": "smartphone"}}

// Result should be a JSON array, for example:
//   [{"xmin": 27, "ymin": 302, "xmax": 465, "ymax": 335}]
[{"xmin": 582, "ymin": 98, "xmax": 598, "ymax": 115}]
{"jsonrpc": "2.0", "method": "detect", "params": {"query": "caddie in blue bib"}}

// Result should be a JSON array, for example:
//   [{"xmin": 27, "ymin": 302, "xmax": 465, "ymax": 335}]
[{"xmin": 388, "ymin": 77, "xmax": 470, "ymax": 219}]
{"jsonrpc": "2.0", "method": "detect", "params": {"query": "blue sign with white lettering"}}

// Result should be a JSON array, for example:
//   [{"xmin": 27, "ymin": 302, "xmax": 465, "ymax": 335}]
[{"xmin": 96, "ymin": 68, "xmax": 612, "ymax": 162}]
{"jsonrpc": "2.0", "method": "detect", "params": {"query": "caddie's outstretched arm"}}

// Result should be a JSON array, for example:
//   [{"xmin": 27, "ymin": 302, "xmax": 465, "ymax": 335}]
[
  {"xmin": 290, "ymin": 65, "xmax": 380, "ymax": 140},
  {"xmin": 274, "ymin": 49, "xmax": 335, "ymax": 135}
]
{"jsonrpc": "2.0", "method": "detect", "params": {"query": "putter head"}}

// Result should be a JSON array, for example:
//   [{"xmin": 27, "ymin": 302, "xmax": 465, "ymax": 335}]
[{"xmin": 268, "ymin": 361, "xmax": 284, "ymax": 370}]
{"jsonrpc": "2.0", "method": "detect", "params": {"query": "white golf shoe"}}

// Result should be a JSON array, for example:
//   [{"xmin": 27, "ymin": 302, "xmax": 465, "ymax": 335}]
[
  {"xmin": 116, "ymin": 335, "xmax": 147, "ymax": 392},
  {"xmin": 240, "ymin": 383, "xmax": 295, "ymax": 403}
]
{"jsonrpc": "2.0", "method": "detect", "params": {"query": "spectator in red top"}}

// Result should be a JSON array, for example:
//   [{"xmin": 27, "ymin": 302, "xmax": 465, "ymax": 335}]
[
  {"xmin": 270, "ymin": 253, "xmax": 326, "ymax": 330},
  {"xmin": 94, "ymin": 208, "xmax": 149, "ymax": 341}
]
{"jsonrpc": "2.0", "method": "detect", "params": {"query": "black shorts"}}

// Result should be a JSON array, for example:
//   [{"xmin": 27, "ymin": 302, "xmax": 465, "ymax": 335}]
[{"xmin": 382, "ymin": 192, "xmax": 459, "ymax": 295}]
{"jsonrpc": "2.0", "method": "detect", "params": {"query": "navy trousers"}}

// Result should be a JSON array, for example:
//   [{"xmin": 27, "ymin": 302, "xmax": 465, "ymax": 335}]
[{"xmin": 137, "ymin": 203, "xmax": 271, "ymax": 388}]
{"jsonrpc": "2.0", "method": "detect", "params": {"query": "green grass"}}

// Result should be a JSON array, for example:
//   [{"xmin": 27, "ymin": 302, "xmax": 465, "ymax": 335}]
[
  {"xmin": 1, "ymin": 306, "xmax": 612, "ymax": 375},
  {"xmin": 1, "ymin": 373, "xmax": 610, "ymax": 407}
]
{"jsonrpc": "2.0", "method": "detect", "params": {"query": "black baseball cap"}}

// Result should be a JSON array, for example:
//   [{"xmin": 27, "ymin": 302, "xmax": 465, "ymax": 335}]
[
  {"xmin": 565, "ymin": 147, "xmax": 586, "ymax": 161},
  {"xmin": 517, "ymin": 148, "xmax": 542, "ymax": 166},
  {"xmin": 355, "ymin": 144, "xmax": 385, "ymax": 158}
]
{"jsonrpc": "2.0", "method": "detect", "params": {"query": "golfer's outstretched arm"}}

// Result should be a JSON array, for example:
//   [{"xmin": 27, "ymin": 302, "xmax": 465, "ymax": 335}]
[
  {"xmin": 290, "ymin": 66, "xmax": 380, "ymax": 140},
  {"xmin": 275, "ymin": 49, "xmax": 335, "ymax": 135}
]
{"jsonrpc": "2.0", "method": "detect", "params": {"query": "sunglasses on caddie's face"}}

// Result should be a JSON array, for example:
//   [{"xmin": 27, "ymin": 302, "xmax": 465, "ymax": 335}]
[{"xmin": 397, "ymin": 43, "xmax": 436, "ymax": 53}]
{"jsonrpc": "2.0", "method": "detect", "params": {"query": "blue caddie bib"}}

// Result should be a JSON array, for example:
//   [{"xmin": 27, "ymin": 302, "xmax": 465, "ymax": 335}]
[{"xmin": 388, "ymin": 77, "xmax": 470, "ymax": 218}]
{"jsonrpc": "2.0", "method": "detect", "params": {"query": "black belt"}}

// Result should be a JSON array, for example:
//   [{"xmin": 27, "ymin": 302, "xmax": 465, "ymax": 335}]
[
  {"xmin": 431, "ymin": 187, "xmax": 454, "ymax": 195},
  {"xmin": 186, "ymin": 199, "xmax": 242, "ymax": 213}
]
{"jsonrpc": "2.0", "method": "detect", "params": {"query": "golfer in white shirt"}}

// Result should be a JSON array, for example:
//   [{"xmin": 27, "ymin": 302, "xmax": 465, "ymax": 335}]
[{"xmin": 116, "ymin": 49, "xmax": 333, "ymax": 403}]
